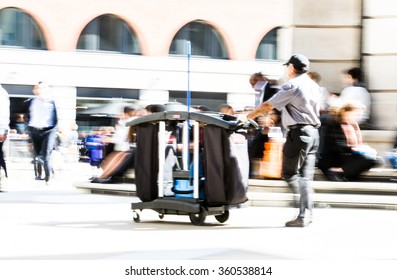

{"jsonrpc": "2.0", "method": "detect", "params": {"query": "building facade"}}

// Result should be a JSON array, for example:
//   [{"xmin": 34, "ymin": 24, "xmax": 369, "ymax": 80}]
[{"xmin": 0, "ymin": 0, "xmax": 396, "ymax": 134}]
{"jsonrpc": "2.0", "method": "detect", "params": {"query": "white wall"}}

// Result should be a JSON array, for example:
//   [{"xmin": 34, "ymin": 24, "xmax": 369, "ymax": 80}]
[
  {"xmin": 0, "ymin": 49, "xmax": 285, "ymax": 119},
  {"xmin": 363, "ymin": 0, "xmax": 397, "ymax": 130}
]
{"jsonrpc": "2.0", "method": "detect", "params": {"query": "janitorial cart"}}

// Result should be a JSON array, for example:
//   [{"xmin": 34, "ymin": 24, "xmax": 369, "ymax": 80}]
[{"xmin": 126, "ymin": 111, "xmax": 254, "ymax": 225}]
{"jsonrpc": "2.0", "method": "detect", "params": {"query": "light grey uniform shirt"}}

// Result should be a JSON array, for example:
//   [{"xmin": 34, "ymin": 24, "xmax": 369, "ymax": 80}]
[{"xmin": 267, "ymin": 73, "xmax": 321, "ymax": 128}]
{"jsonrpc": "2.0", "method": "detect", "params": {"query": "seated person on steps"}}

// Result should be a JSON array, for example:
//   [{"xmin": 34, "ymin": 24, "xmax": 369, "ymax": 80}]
[
  {"xmin": 91, "ymin": 106, "xmax": 144, "ymax": 183},
  {"xmin": 317, "ymin": 102, "xmax": 383, "ymax": 181}
]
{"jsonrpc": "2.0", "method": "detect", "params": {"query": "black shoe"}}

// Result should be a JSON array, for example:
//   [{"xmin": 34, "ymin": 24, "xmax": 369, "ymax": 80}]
[
  {"xmin": 285, "ymin": 217, "xmax": 312, "ymax": 227},
  {"xmin": 326, "ymin": 171, "xmax": 346, "ymax": 182},
  {"xmin": 91, "ymin": 177, "xmax": 112, "ymax": 184}
]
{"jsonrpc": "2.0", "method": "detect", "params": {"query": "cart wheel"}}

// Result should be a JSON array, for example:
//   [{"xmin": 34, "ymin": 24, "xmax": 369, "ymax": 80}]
[
  {"xmin": 189, "ymin": 207, "xmax": 207, "ymax": 226},
  {"xmin": 132, "ymin": 211, "xmax": 140, "ymax": 223},
  {"xmin": 215, "ymin": 210, "xmax": 229, "ymax": 223},
  {"xmin": 159, "ymin": 213, "xmax": 164, "ymax": 219}
]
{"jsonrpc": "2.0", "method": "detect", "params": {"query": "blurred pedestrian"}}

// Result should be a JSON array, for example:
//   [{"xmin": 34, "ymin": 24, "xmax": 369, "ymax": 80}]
[
  {"xmin": 247, "ymin": 54, "xmax": 321, "ymax": 227},
  {"xmin": 91, "ymin": 106, "xmax": 142, "ymax": 183},
  {"xmin": 144, "ymin": 104, "xmax": 166, "ymax": 114},
  {"xmin": 85, "ymin": 128, "xmax": 105, "ymax": 177},
  {"xmin": 28, "ymin": 81, "xmax": 58, "ymax": 183},
  {"xmin": 389, "ymin": 132, "xmax": 397, "ymax": 182},
  {"xmin": 12, "ymin": 113, "xmax": 28, "ymax": 135},
  {"xmin": 0, "ymin": 83, "xmax": 10, "ymax": 180},
  {"xmin": 318, "ymin": 103, "xmax": 383, "ymax": 181},
  {"xmin": 386, "ymin": 130, "xmax": 397, "ymax": 172},
  {"xmin": 307, "ymin": 71, "xmax": 337, "ymax": 164},
  {"xmin": 248, "ymin": 115, "xmax": 275, "ymax": 178},
  {"xmin": 66, "ymin": 122, "xmax": 79, "ymax": 148},
  {"xmin": 192, "ymin": 105, "xmax": 211, "ymax": 112},
  {"xmin": 339, "ymin": 67, "xmax": 372, "ymax": 129},
  {"xmin": 249, "ymin": 72, "xmax": 280, "ymax": 106},
  {"xmin": 307, "ymin": 71, "xmax": 334, "ymax": 115},
  {"xmin": 218, "ymin": 104, "xmax": 234, "ymax": 115},
  {"xmin": 247, "ymin": 72, "xmax": 282, "ymax": 177}
]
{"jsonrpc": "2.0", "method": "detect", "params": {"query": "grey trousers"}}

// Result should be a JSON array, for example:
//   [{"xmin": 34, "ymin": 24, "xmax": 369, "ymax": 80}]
[{"xmin": 282, "ymin": 125, "xmax": 319, "ymax": 218}]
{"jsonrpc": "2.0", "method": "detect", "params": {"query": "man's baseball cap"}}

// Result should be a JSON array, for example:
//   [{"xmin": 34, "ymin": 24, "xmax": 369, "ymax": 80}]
[{"xmin": 283, "ymin": 54, "xmax": 310, "ymax": 71}]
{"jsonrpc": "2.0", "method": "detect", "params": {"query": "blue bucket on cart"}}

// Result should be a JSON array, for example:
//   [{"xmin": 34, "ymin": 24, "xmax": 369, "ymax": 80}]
[{"xmin": 172, "ymin": 179, "xmax": 194, "ymax": 198}]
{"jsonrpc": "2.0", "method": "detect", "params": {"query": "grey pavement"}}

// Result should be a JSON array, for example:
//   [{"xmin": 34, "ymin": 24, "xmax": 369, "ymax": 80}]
[{"xmin": 1, "ymin": 160, "xmax": 397, "ymax": 261}]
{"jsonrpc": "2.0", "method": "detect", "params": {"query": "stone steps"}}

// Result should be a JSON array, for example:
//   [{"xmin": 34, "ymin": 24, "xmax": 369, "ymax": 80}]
[
  {"xmin": 247, "ymin": 177, "xmax": 397, "ymax": 210},
  {"xmin": 74, "ymin": 168, "xmax": 397, "ymax": 210}
]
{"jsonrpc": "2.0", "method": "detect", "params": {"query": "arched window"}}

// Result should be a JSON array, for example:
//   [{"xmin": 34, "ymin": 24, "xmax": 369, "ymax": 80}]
[
  {"xmin": 256, "ymin": 27, "xmax": 280, "ymax": 60},
  {"xmin": 169, "ymin": 20, "xmax": 228, "ymax": 59},
  {"xmin": 0, "ymin": 7, "xmax": 46, "ymax": 49},
  {"xmin": 77, "ymin": 14, "xmax": 140, "ymax": 54}
]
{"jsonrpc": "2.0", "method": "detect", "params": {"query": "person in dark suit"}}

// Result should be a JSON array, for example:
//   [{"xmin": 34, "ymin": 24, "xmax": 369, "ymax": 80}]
[
  {"xmin": 249, "ymin": 72, "xmax": 280, "ymax": 106},
  {"xmin": 317, "ymin": 103, "xmax": 383, "ymax": 181},
  {"xmin": 28, "ymin": 81, "xmax": 58, "ymax": 183}
]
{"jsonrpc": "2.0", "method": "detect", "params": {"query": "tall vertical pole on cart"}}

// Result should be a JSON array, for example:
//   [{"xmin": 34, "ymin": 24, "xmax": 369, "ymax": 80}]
[
  {"xmin": 187, "ymin": 41, "xmax": 191, "ymax": 113},
  {"xmin": 182, "ymin": 42, "xmax": 191, "ymax": 171},
  {"xmin": 186, "ymin": 42, "xmax": 199, "ymax": 199}
]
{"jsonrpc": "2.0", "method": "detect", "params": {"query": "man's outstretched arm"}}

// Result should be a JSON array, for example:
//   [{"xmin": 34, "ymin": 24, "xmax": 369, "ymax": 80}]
[{"xmin": 246, "ymin": 101, "xmax": 274, "ymax": 120}]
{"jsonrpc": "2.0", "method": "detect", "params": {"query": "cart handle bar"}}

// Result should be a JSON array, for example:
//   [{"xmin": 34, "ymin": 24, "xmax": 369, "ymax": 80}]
[{"xmin": 126, "ymin": 111, "xmax": 241, "ymax": 130}]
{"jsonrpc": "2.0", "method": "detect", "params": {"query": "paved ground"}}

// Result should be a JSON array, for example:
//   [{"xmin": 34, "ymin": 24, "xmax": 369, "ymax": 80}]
[
  {"xmin": 1, "ymin": 161, "xmax": 397, "ymax": 260},
  {"xmin": 1, "ymin": 160, "xmax": 397, "ymax": 279}
]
